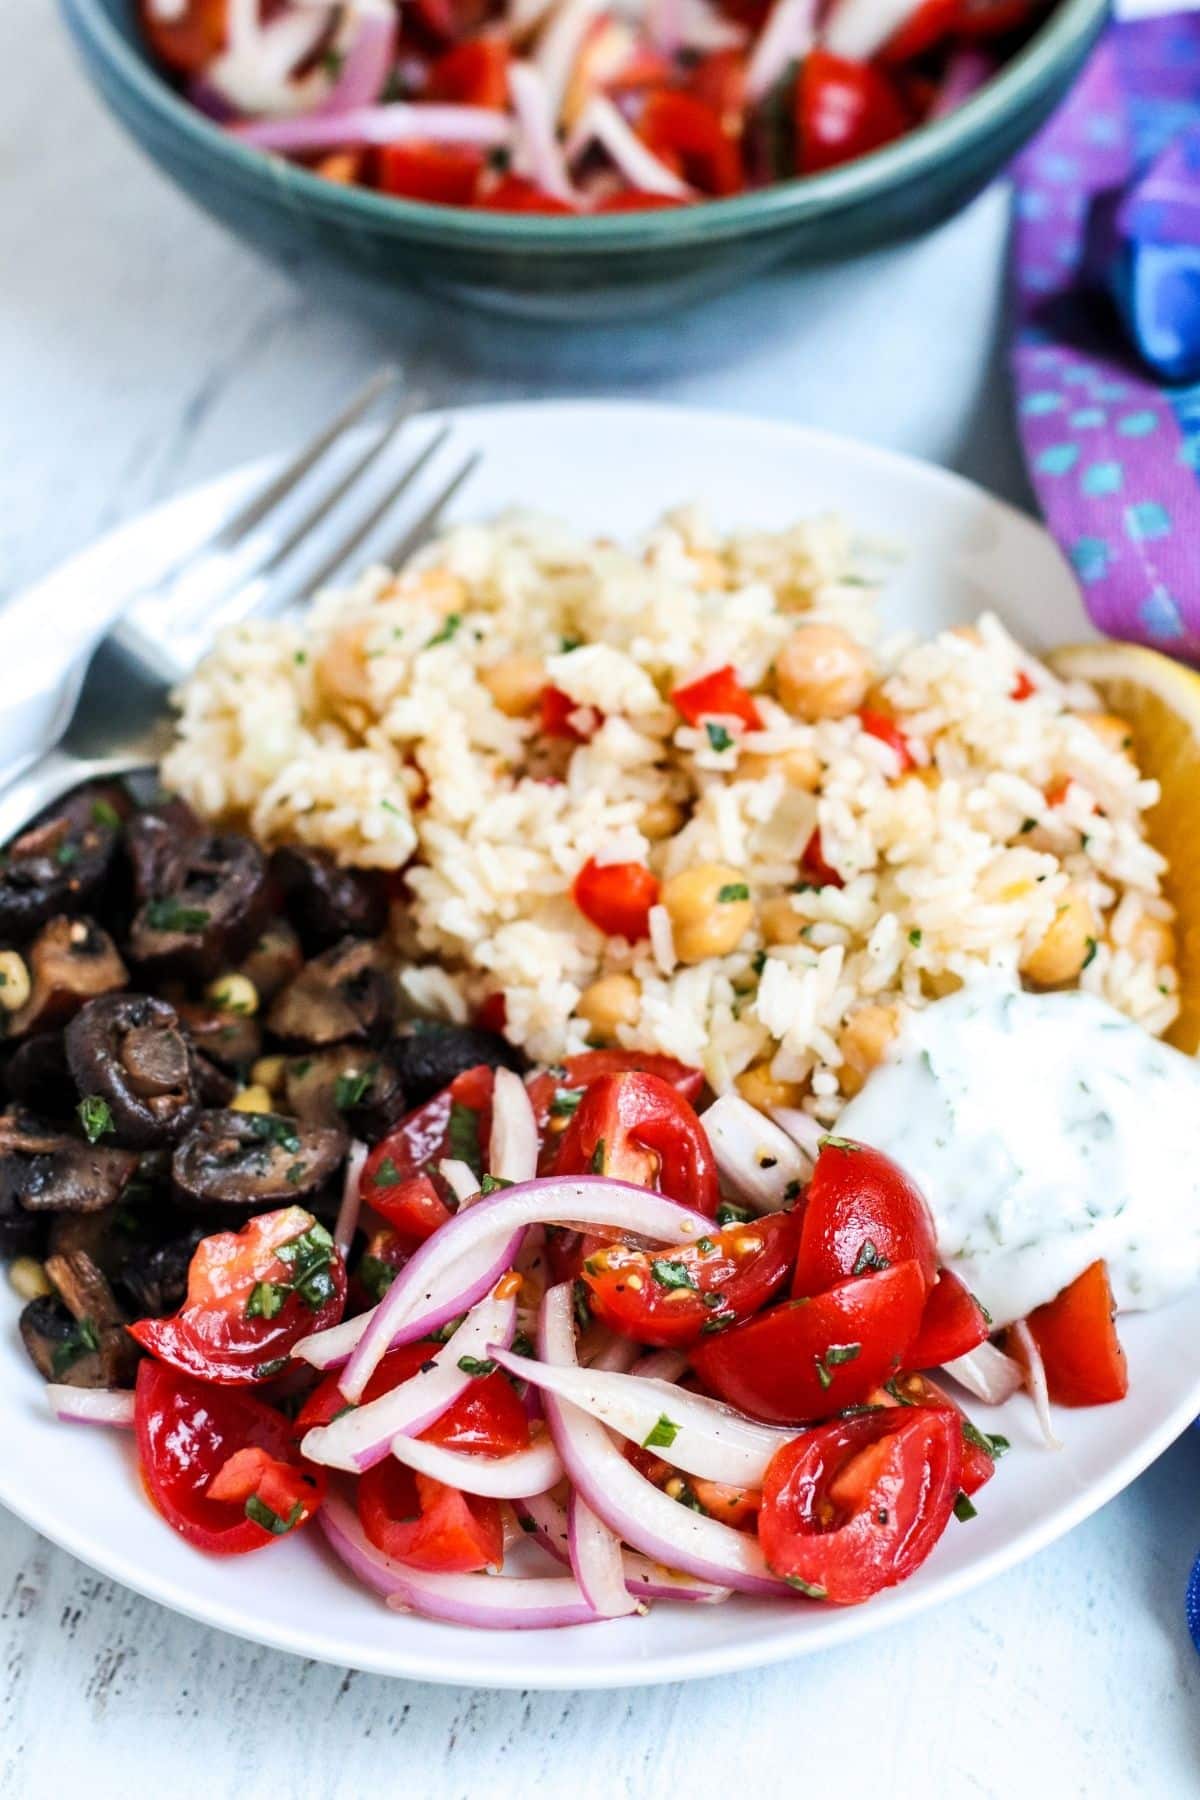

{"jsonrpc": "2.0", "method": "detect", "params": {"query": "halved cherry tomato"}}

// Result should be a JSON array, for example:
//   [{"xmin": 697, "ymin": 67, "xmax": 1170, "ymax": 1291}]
[
  {"xmin": 360, "ymin": 1064, "xmax": 494, "ymax": 1215},
  {"xmin": 795, "ymin": 50, "xmax": 909, "ymax": 176},
  {"xmin": 129, "ymin": 1207, "xmax": 346, "ymax": 1386},
  {"xmin": 295, "ymin": 1340, "xmax": 531, "ymax": 1453},
  {"xmin": 138, "ymin": 0, "xmax": 226, "ymax": 73},
  {"xmin": 672, "ymin": 665, "xmax": 763, "ymax": 732},
  {"xmin": 376, "ymin": 142, "xmax": 486, "ymax": 206},
  {"xmin": 428, "ymin": 35, "xmax": 510, "ymax": 108},
  {"xmin": 693, "ymin": 1258, "xmax": 927, "ymax": 1423},
  {"xmin": 526, "ymin": 1050, "xmax": 705, "ymax": 1137},
  {"xmin": 870, "ymin": 1370, "xmax": 1002, "ymax": 1495},
  {"xmin": 582, "ymin": 1209, "xmax": 797, "ymax": 1346},
  {"xmin": 793, "ymin": 1138, "xmax": 938, "ymax": 1298},
  {"xmin": 540, "ymin": 684, "xmax": 601, "ymax": 740},
  {"xmin": 858, "ymin": 708, "xmax": 914, "ymax": 773},
  {"xmin": 759, "ymin": 1405, "xmax": 962, "ymax": 1603},
  {"xmin": 800, "ymin": 826, "xmax": 843, "ymax": 889},
  {"xmin": 689, "ymin": 48, "xmax": 749, "ymax": 131},
  {"xmin": 1021, "ymin": 1260, "xmax": 1128, "ymax": 1406},
  {"xmin": 135, "ymin": 1360, "xmax": 324, "ymax": 1555},
  {"xmin": 572, "ymin": 857, "xmax": 660, "ymax": 941},
  {"xmin": 358, "ymin": 1462, "xmax": 504, "ymax": 1571},
  {"xmin": 366, "ymin": 1171, "xmax": 454, "ymax": 1244},
  {"xmin": 555, "ymin": 1070, "xmax": 720, "ymax": 1215},
  {"xmin": 638, "ymin": 92, "xmax": 744, "ymax": 196},
  {"xmin": 908, "ymin": 1268, "xmax": 989, "ymax": 1367},
  {"xmin": 625, "ymin": 1444, "xmax": 761, "ymax": 1528},
  {"xmin": 475, "ymin": 177, "xmax": 579, "ymax": 213}
]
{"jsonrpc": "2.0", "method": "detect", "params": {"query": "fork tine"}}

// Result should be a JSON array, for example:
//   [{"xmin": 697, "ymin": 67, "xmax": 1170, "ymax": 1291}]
[
  {"xmin": 378, "ymin": 451, "xmax": 483, "ymax": 570},
  {"xmin": 294, "ymin": 426, "xmax": 455, "ymax": 598}
]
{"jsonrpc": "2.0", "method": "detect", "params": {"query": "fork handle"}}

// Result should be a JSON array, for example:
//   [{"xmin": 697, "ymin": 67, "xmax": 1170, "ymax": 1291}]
[{"xmin": 0, "ymin": 748, "xmax": 151, "ymax": 847}]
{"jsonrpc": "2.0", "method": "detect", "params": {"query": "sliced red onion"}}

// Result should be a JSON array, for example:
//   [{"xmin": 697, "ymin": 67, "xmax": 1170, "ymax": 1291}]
[
  {"xmin": 585, "ymin": 1331, "xmax": 640, "ymax": 1374},
  {"xmin": 648, "ymin": 0, "xmax": 746, "ymax": 53},
  {"xmin": 569, "ymin": 1490, "xmax": 640, "ymax": 1618},
  {"xmin": 493, "ymin": 1347, "xmax": 794, "ymax": 1485},
  {"xmin": 538, "ymin": 1284, "xmax": 792, "ymax": 1596},
  {"xmin": 208, "ymin": 0, "xmax": 336, "ymax": 117},
  {"xmin": 1009, "ymin": 1320, "xmax": 1062, "ymax": 1451},
  {"xmin": 509, "ymin": 0, "xmax": 557, "ymax": 33},
  {"xmin": 629, "ymin": 1348, "xmax": 689, "ymax": 1383},
  {"xmin": 516, "ymin": 1489, "xmax": 731, "ymax": 1602},
  {"xmin": 339, "ymin": 1175, "xmax": 711, "ymax": 1403},
  {"xmin": 514, "ymin": 1489, "xmax": 572, "ymax": 1564},
  {"xmin": 509, "ymin": 62, "xmax": 577, "ymax": 202},
  {"xmin": 387, "ymin": 1429, "xmax": 563, "ymax": 1498},
  {"xmin": 303, "ymin": 1287, "xmax": 517, "ymax": 1473},
  {"xmin": 534, "ymin": 0, "xmax": 600, "ymax": 118},
  {"xmin": 438, "ymin": 1157, "xmax": 481, "ymax": 1206},
  {"xmin": 700, "ymin": 1094, "xmax": 809, "ymax": 1213},
  {"xmin": 565, "ymin": 97, "xmax": 692, "ymax": 198},
  {"xmin": 767, "ymin": 1104, "xmax": 823, "ymax": 1164},
  {"xmin": 45, "ymin": 1386, "xmax": 135, "ymax": 1428},
  {"xmin": 821, "ymin": 0, "xmax": 913, "ymax": 61},
  {"xmin": 929, "ymin": 45, "xmax": 995, "ymax": 119},
  {"xmin": 745, "ymin": 0, "xmax": 818, "ymax": 103},
  {"xmin": 334, "ymin": 1140, "xmax": 368, "ymax": 1259},
  {"xmin": 321, "ymin": 1494, "xmax": 600, "ymax": 1627},
  {"xmin": 943, "ymin": 1340, "xmax": 1024, "ymax": 1406},
  {"xmin": 229, "ymin": 103, "xmax": 515, "ymax": 153},
  {"xmin": 489, "ymin": 1066, "xmax": 539, "ymax": 1184},
  {"xmin": 315, "ymin": 13, "xmax": 396, "ymax": 116}
]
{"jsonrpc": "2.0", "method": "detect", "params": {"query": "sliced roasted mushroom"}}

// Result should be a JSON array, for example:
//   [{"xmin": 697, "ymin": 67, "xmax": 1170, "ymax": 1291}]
[
  {"xmin": 0, "ymin": 783, "xmax": 128, "ymax": 942},
  {"xmin": 193, "ymin": 1054, "xmax": 237, "ymax": 1109},
  {"xmin": 172, "ymin": 1108, "xmax": 347, "ymax": 1211},
  {"xmin": 177, "ymin": 1001, "xmax": 262, "ymax": 1073},
  {"xmin": 117, "ymin": 1226, "xmax": 206, "ymax": 1319},
  {"xmin": 234, "ymin": 917, "xmax": 304, "ymax": 1004},
  {"xmin": 284, "ymin": 1046, "xmax": 407, "ymax": 1141},
  {"xmin": 5, "ymin": 915, "xmax": 128, "ymax": 1039},
  {"xmin": 41, "ymin": 1249, "xmax": 140, "ymax": 1387},
  {"xmin": 20, "ymin": 1296, "xmax": 103, "ymax": 1386},
  {"xmin": 390, "ymin": 1023, "xmax": 525, "ymax": 1109},
  {"xmin": 266, "ymin": 937, "xmax": 395, "ymax": 1048},
  {"xmin": 0, "ymin": 1177, "xmax": 41, "ymax": 1258},
  {"xmin": 0, "ymin": 1109, "xmax": 138, "ymax": 1213},
  {"xmin": 65, "ymin": 994, "xmax": 199, "ymax": 1149},
  {"xmin": 128, "ymin": 830, "xmax": 268, "ymax": 980},
  {"xmin": 271, "ymin": 846, "xmax": 388, "ymax": 951},
  {"xmin": 124, "ymin": 797, "xmax": 201, "ymax": 901},
  {"xmin": 3, "ymin": 1032, "xmax": 76, "ymax": 1117}
]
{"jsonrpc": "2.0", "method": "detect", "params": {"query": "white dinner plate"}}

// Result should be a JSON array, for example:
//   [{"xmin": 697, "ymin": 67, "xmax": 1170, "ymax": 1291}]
[{"xmin": 3, "ymin": 400, "xmax": 1197, "ymax": 1691}]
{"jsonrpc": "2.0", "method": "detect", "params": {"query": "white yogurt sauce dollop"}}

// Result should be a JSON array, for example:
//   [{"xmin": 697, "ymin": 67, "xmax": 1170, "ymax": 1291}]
[{"xmin": 836, "ymin": 981, "xmax": 1200, "ymax": 1329}]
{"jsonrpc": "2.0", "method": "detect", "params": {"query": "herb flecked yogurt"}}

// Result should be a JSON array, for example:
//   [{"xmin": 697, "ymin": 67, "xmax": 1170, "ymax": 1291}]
[{"xmin": 836, "ymin": 981, "xmax": 1200, "ymax": 1329}]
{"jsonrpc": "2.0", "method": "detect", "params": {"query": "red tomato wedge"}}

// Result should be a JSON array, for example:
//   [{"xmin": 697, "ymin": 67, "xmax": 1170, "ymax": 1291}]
[
  {"xmin": 1022, "ymin": 1260, "xmax": 1129, "ymax": 1406},
  {"xmin": 376, "ymin": 143, "xmax": 486, "ymax": 205},
  {"xmin": 539, "ymin": 684, "xmax": 601, "ymax": 739},
  {"xmin": 295, "ymin": 1340, "xmax": 531, "ymax": 1455},
  {"xmin": 858, "ymin": 708, "xmax": 915, "ymax": 773},
  {"xmin": 359, "ymin": 1064, "xmax": 494, "ymax": 1218},
  {"xmin": 793, "ymin": 1138, "xmax": 939, "ymax": 1298},
  {"xmin": 759, "ymin": 1405, "xmax": 962, "ymax": 1603},
  {"xmin": 581, "ymin": 1209, "xmax": 797, "ymax": 1346},
  {"xmin": 526, "ymin": 1050, "xmax": 705, "ymax": 1135},
  {"xmin": 638, "ymin": 91, "xmax": 744, "ymax": 196},
  {"xmin": 429, "ymin": 35, "xmax": 511, "ymax": 108},
  {"xmin": 671, "ymin": 665, "xmax": 763, "ymax": 731},
  {"xmin": 795, "ymin": 51, "xmax": 909, "ymax": 175},
  {"xmin": 572, "ymin": 857, "xmax": 660, "ymax": 941},
  {"xmin": 800, "ymin": 827, "xmax": 843, "ymax": 889},
  {"xmin": 871, "ymin": 1371, "xmax": 1004, "ymax": 1496},
  {"xmin": 129, "ymin": 1207, "xmax": 346, "ymax": 1386},
  {"xmin": 693, "ymin": 1258, "xmax": 927, "ymax": 1423},
  {"xmin": 554, "ymin": 1070, "xmax": 720, "ymax": 1215},
  {"xmin": 364, "ymin": 1171, "xmax": 453, "ymax": 1244},
  {"xmin": 135, "ymin": 1360, "xmax": 324, "ymax": 1554},
  {"xmin": 357, "ymin": 1462, "xmax": 504, "ymax": 1572},
  {"xmin": 138, "ymin": 0, "xmax": 226, "ymax": 72},
  {"xmin": 908, "ymin": 1268, "xmax": 990, "ymax": 1367}
]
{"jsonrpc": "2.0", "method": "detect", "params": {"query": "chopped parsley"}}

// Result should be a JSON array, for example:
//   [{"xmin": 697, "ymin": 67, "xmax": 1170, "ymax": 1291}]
[
  {"xmin": 285, "ymin": 1162, "xmax": 308, "ymax": 1186},
  {"xmin": 813, "ymin": 1342, "xmax": 860, "ymax": 1389},
  {"xmin": 953, "ymin": 1492, "xmax": 978, "ymax": 1523},
  {"xmin": 851, "ymin": 1239, "xmax": 889, "ymax": 1276},
  {"xmin": 245, "ymin": 1494, "xmax": 305, "ymax": 1536},
  {"xmin": 1082, "ymin": 936, "xmax": 1099, "ymax": 969},
  {"xmin": 457, "ymin": 1355, "xmax": 496, "ymax": 1377},
  {"xmin": 783, "ymin": 1575, "xmax": 828, "ymax": 1600},
  {"xmin": 643, "ymin": 1413, "xmax": 679, "ymax": 1450},
  {"xmin": 705, "ymin": 722, "xmax": 733, "ymax": 753},
  {"xmin": 244, "ymin": 1116, "xmax": 299, "ymax": 1155},
  {"xmin": 334, "ymin": 1065, "xmax": 376, "ymax": 1111},
  {"xmin": 290, "ymin": 1058, "xmax": 313, "ymax": 1079},
  {"xmin": 51, "ymin": 1318, "xmax": 100, "ymax": 1379},
  {"xmin": 672, "ymin": 1481, "xmax": 707, "ymax": 1515},
  {"xmin": 54, "ymin": 842, "xmax": 80, "ymax": 868},
  {"xmin": 572, "ymin": 1279, "xmax": 592, "ymax": 1332},
  {"xmin": 559, "ymin": 635, "xmax": 583, "ymax": 653},
  {"xmin": 650, "ymin": 1258, "xmax": 697, "ymax": 1292},
  {"xmin": 358, "ymin": 1255, "xmax": 398, "ymax": 1301},
  {"xmin": 91, "ymin": 800, "xmax": 122, "ymax": 829},
  {"xmin": 715, "ymin": 1200, "xmax": 751, "ymax": 1228},
  {"xmin": 550, "ymin": 1088, "xmax": 586, "ymax": 1118},
  {"xmin": 962, "ymin": 1420, "xmax": 1010, "ymax": 1461},
  {"xmin": 751, "ymin": 950, "xmax": 767, "ymax": 977},
  {"xmin": 275, "ymin": 1222, "xmax": 337, "ymax": 1310},
  {"xmin": 718, "ymin": 883, "xmax": 750, "ymax": 903},
  {"xmin": 77, "ymin": 1095, "xmax": 114, "ymax": 1144},
  {"xmin": 818, "ymin": 1135, "xmax": 860, "ymax": 1154},
  {"xmin": 908, "ymin": 929, "xmax": 923, "ymax": 947},
  {"xmin": 1019, "ymin": 817, "xmax": 1037, "ymax": 834},
  {"xmin": 448, "ymin": 1100, "xmax": 483, "ymax": 1179},
  {"xmin": 426, "ymin": 612, "xmax": 463, "ymax": 648},
  {"xmin": 144, "ymin": 897, "xmax": 211, "ymax": 933},
  {"xmin": 480, "ymin": 1173, "xmax": 512, "ymax": 1195},
  {"xmin": 245, "ymin": 1281, "xmax": 287, "ymax": 1321},
  {"xmin": 589, "ymin": 1139, "xmax": 606, "ymax": 1175},
  {"xmin": 373, "ymin": 1156, "xmax": 401, "ymax": 1190}
]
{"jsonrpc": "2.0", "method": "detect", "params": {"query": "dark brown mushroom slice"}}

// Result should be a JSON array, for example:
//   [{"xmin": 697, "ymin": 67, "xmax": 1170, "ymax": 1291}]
[
  {"xmin": 20, "ymin": 1296, "xmax": 104, "ymax": 1386},
  {"xmin": 271, "ymin": 846, "xmax": 389, "ymax": 951},
  {"xmin": 193, "ymin": 1053, "xmax": 237, "ymax": 1109},
  {"xmin": 266, "ymin": 937, "xmax": 395, "ymax": 1048},
  {"xmin": 48, "ymin": 1206, "xmax": 122, "ymax": 1277},
  {"xmin": 234, "ymin": 917, "xmax": 304, "ymax": 1004},
  {"xmin": 284, "ymin": 1046, "xmax": 407, "ymax": 1141},
  {"xmin": 0, "ymin": 1109, "xmax": 138, "ymax": 1214},
  {"xmin": 42, "ymin": 1250, "xmax": 140, "ymax": 1388},
  {"xmin": 177, "ymin": 1001, "xmax": 262, "ymax": 1073},
  {"xmin": 390, "ymin": 1023, "xmax": 525, "ymax": 1110},
  {"xmin": 117, "ymin": 1225, "xmax": 206, "ymax": 1319},
  {"xmin": 171, "ymin": 1108, "xmax": 347, "ymax": 1212},
  {"xmin": 0, "ymin": 1175, "xmax": 42, "ymax": 1258},
  {"xmin": 65, "ymin": 994, "xmax": 199, "ymax": 1149},
  {"xmin": 3, "ymin": 1032, "xmax": 76, "ymax": 1118},
  {"xmin": 0, "ymin": 782, "xmax": 129, "ymax": 942},
  {"xmin": 127, "ymin": 831, "xmax": 268, "ymax": 980},
  {"xmin": 124, "ymin": 797, "xmax": 202, "ymax": 902},
  {"xmin": 5, "ymin": 915, "xmax": 128, "ymax": 1040}
]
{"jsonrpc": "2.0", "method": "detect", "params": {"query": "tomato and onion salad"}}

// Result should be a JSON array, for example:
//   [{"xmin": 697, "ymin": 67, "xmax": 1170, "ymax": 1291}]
[
  {"xmin": 137, "ymin": 0, "xmax": 1051, "ymax": 215},
  {"xmin": 54, "ymin": 1049, "xmax": 1130, "ymax": 1619}
]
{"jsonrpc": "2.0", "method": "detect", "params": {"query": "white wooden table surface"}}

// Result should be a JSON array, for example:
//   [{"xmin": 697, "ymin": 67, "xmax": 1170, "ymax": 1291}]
[{"xmin": 5, "ymin": 3, "xmax": 1200, "ymax": 1793}]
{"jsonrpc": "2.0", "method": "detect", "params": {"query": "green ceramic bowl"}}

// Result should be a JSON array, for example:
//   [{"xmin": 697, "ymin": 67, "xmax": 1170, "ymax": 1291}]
[{"xmin": 62, "ymin": 0, "xmax": 1107, "ymax": 323}]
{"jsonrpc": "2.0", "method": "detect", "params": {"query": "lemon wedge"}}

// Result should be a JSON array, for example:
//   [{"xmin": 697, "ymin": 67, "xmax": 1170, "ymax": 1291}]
[{"xmin": 1050, "ymin": 642, "xmax": 1200, "ymax": 1053}]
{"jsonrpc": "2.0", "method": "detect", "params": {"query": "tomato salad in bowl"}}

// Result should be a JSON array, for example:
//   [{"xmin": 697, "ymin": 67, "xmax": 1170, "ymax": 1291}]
[
  {"xmin": 138, "ymin": 0, "xmax": 1055, "ymax": 215},
  {"xmin": 0, "ymin": 779, "xmax": 1136, "ymax": 1627}
]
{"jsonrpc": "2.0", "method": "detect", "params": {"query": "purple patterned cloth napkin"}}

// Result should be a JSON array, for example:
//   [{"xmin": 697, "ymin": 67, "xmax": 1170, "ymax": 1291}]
[{"xmin": 1010, "ymin": 15, "xmax": 1200, "ymax": 661}]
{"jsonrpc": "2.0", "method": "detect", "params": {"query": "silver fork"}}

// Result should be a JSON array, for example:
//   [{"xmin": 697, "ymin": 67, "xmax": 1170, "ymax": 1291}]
[{"xmin": 0, "ymin": 371, "xmax": 480, "ymax": 844}]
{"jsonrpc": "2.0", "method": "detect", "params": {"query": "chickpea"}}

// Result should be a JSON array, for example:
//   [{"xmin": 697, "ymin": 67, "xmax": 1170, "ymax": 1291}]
[
  {"xmin": 838, "ymin": 1004, "xmax": 900, "ymax": 1098},
  {"xmin": 1021, "ymin": 886, "xmax": 1098, "ymax": 987},
  {"xmin": 482, "ymin": 654, "xmax": 546, "ymax": 718},
  {"xmin": 230, "ymin": 1083, "xmax": 274, "ymax": 1114},
  {"xmin": 251, "ymin": 1054, "xmax": 288, "ymax": 1095},
  {"xmin": 775, "ymin": 624, "xmax": 870, "ymax": 721},
  {"xmin": 205, "ymin": 972, "xmax": 259, "ymax": 1017},
  {"xmin": 576, "ymin": 974, "xmax": 641, "ymax": 1041},
  {"xmin": 737, "ymin": 746, "xmax": 821, "ymax": 791},
  {"xmin": 1127, "ymin": 913, "xmax": 1176, "ymax": 968},
  {"xmin": 661, "ymin": 864, "xmax": 754, "ymax": 964},
  {"xmin": 8, "ymin": 1256, "xmax": 51, "ymax": 1302},
  {"xmin": 1080, "ymin": 711, "xmax": 1135, "ymax": 759},
  {"xmin": 735, "ymin": 1062, "xmax": 807, "ymax": 1111},
  {"xmin": 760, "ymin": 895, "xmax": 808, "ymax": 947},
  {"xmin": 0, "ymin": 951, "xmax": 31, "ymax": 1013},
  {"xmin": 639, "ymin": 797, "xmax": 686, "ymax": 841}
]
